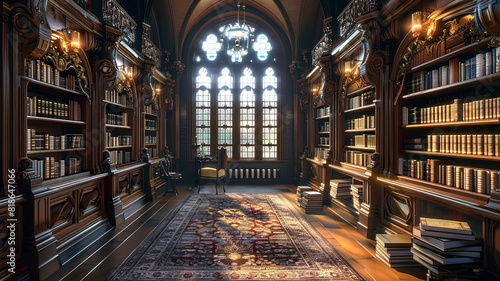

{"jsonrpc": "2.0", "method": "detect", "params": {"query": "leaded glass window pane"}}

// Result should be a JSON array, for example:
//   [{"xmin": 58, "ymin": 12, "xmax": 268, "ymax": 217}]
[
  {"xmin": 196, "ymin": 68, "xmax": 211, "ymax": 153},
  {"xmin": 202, "ymin": 34, "xmax": 222, "ymax": 61},
  {"xmin": 218, "ymin": 68, "xmax": 233, "ymax": 158},
  {"xmin": 253, "ymin": 34, "xmax": 272, "ymax": 61},
  {"xmin": 262, "ymin": 67, "xmax": 277, "ymax": 159}
]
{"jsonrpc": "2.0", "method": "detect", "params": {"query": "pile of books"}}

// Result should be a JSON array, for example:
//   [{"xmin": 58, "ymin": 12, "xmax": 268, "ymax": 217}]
[
  {"xmin": 299, "ymin": 191, "xmax": 323, "ymax": 213},
  {"xmin": 376, "ymin": 233, "xmax": 419, "ymax": 267},
  {"xmin": 411, "ymin": 217, "xmax": 482, "ymax": 275},
  {"xmin": 330, "ymin": 179, "xmax": 352, "ymax": 198},
  {"xmin": 296, "ymin": 185, "xmax": 313, "ymax": 204},
  {"xmin": 350, "ymin": 184, "xmax": 363, "ymax": 212}
]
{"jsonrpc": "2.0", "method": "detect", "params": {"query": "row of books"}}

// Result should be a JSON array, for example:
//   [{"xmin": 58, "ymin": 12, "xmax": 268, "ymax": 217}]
[
  {"xmin": 316, "ymin": 106, "xmax": 330, "ymax": 118},
  {"xmin": 27, "ymin": 97, "xmax": 82, "ymax": 121},
  {"xmin": 401, "ymin": 158, "xmax": 499, "ymax": 193},
  {"xmin": 106, "ymin": 112, "xmax": 129, "ymax": 126},
  {"xmin": 25, "ymin": 59, "xmax": 77, "ymax": 90},
  {"xmin": 31, "ymin": 157, "xmax": 82, "ymax": 179},
  {"xmin": 313, "ymin": 147, "xmax": 329, "ymax": 159},
  {"xmin": 147, "ymin": 147, "xmax": 157, "ymax": 158},
  {"xmin": 318, "ymin": 121, "xmax": 330, "ymax": 133},
  {"xmin": 402, "ymin": 96, "xmax": 500, "ymax": 125},
  {"xmin": 27, "ymin": 130, "xmax": 84, "ymax": 150},
  {"xmin": 408, "ymin": 65, "xmax": 450, "ymax": 94},
  {"xmin": 351, "ymin": 184, "xmax": 363, "ymax": 212},
  {"xmin": 145, "ymin": 135, "xmax": 157, "ymax": 145},
  {"xmin": 347, "ymin": 91, "xmax": 374, "ymax": 110},
  {"xmin": 345, "ymin": 115, "xmax": 375, "ymax": 130},
  {"xmin": 458, "ymin": 50, "xmax": 499, "ymax": 82},
  {"xmin": 462, "ymin": 97, "xmax": 500, "ymax": 121},
  {"xmin": 105, "ymin": 89, "xmax": 133, "ymax": 107},
  {"xmin": 145, "ymin": 117, "xmax": 157, "ymax": 130},
  {"xmin": 319, "ymin": 136, "xmax": 329, "ymax": 145},
  {"xmin": 346, "ymin": 134, "xmax": 376, "ymax": 148},
  {"xmin": 425, "ymin": 134, "xmax": 500, "ymax": 156},
  {"xmin": 106, "ymin": 133, "xmax": 132, "ymax": 147},
  {"xmin": 345, "ymin": 151, "xmax": 371, "ymax": 167},
  {"xmin": 145, "ymin": 104, "xmax": 158, "ymax": 115},
  {"xmin": 412, "ymin": 218, "xmax": 482, "ymax": 275},
  {"xmin": 109, "ymin": 150, "xmax": 132, "ymax": 165}
]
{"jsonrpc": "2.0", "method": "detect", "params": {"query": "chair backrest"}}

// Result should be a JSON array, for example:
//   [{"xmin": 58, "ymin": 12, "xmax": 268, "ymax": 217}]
[{"xmin": 217, "ymin": 147, "xmax": 227, "ymax": 171}]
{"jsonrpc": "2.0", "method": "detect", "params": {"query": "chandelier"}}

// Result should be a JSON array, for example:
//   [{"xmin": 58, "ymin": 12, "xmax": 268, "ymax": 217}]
[{"xmin": 220, "ymin": 0, "xmax": 254, "ymax": 62}]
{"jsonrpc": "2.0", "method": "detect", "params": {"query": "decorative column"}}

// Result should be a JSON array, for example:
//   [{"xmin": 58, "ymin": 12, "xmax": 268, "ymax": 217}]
[{"xmin": 172, "ymin": 61, "xmax": 185, "ymax": 159}]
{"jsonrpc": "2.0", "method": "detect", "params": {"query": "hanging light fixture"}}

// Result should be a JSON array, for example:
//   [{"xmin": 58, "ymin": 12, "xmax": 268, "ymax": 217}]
[{"xmin": 220, "ymin": 0, "xmax": 254, "ymax": 62}]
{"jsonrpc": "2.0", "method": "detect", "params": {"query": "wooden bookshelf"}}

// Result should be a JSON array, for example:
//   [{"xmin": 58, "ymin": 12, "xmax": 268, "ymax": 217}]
[
  {"xmin": 402, "ymin": 72, "xmax": 500, "ymax": 100},
  {"xmin": 404, "ymin": 150, "xmax": 500, "ymax": 161},
  {"xmin": 106, "ymin": 145, "xmax": 133, "ymax": 149},
  {"xmin": 106, "ymin": 124, "xmax": 132, "ymax": 129},
  {"xmin": 403, "ymin": 119, "xmax": 500, "ymax": 128},
  {"xmin": 28, "ymin": 148, "xmax": 86, "ymax": 155},
  {"xmin": 104, "ymin": 87, "xmax": 135, "ymax": 165},
  {"xmin": 344, "ymin": 103, "xmax": 375, "ymax": 113},
  {"xmin": 23, "ymin": 58, "xmax": 88, "ymax": 181},
  {"xmin": 346, "ymin": 146, "xmax": 376, "ymax": 152},
  {"xmin": 345, "ymin": 128, "xmax": 376, "ymax": 133},
  {"xmin": 27, "ymin": 116, "xmax": 85, "ymax": 125}
]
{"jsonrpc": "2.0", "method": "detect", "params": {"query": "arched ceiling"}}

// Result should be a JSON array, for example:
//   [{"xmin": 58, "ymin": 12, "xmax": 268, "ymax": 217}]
[{"xmin": 149, "ymin": 0, "xmax": 328, "ymax": 61}]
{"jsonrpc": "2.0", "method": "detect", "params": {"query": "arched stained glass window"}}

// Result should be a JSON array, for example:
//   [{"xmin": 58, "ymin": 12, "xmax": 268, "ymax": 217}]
[{"xmin": 193, "ymin": 24, "xmax": 280, "ymax": 160}]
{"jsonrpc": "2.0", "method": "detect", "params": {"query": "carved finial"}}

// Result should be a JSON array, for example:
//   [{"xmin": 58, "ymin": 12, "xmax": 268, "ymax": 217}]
[
  {"xmin": 141, "ymin": 148, "xmax": 151, "ymax": 163},
  {"xmin": 102, "ymin": 150, "xmax": 117, "ymax": 173},
  {"xmin": 173, "ymin": 61, "xmax": 185, "ymax": 78}
]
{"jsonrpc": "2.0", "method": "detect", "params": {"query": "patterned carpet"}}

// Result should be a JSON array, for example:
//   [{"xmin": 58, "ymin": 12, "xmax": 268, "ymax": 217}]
[{"xmin": 108, "ymin": 193, "xmax": 364, "ymax": 280}]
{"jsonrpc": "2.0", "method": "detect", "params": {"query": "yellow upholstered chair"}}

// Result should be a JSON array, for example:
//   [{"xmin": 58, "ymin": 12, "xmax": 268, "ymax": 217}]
[{"xmin": 198, "ymin": 147, "xmax": 227, "ymax": 194}]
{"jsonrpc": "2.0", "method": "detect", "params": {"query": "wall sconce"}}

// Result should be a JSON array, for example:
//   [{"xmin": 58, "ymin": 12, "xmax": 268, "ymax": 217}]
[
  {"xmin": 155, "ymin": 87, "xmax": 161, "ymax": 95},
  {"xmin": 345, "ymin": 60, "xmax": 361, "ymax": 77},
  {"xmin": 345, "ymin": 61, "xmax": 352, "ymax": 77},
  {"xmin": 127, "ymin": 67, "xmax": 133, "ymax": 79},
  {"xmin": 412, "ymin": 11, "xmax": 423, "ymax": 37},
  {"xmin": 70, "ymin": 30, "xmax": 80, "ymax": 49}
]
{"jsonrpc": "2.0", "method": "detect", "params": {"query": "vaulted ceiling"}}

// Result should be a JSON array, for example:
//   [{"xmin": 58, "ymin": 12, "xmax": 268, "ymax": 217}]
[{"xmin": 142, "ymin": 0, "xmax": 350, "ymax": 62}]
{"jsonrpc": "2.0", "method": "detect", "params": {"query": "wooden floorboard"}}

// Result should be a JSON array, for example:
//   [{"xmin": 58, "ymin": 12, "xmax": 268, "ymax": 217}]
[{"xmin": 46, "ymin": 185, "xmax": 427, "ymax": 281}]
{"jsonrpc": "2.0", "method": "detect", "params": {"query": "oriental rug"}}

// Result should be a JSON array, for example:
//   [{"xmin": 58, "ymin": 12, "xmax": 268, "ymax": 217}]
[{"xmin": 108, "ymin": 193, "xmax": 364, "ymax": 280}]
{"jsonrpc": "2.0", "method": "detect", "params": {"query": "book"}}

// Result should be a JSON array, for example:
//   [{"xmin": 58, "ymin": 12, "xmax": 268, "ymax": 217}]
[
  {"xmin": 413, "ymin": 227, "xmax": 475, "ymax": 241},
  {"xmin": 376, "ymin": 233, "xmax": 412, "ymax": 248},
  {"xmin": 412, "ymin": 238, "xmax": 481, "ymax": 258},
  {"xmin": 411, "ymin": 244, "xmax": 479, "ymax": 265},
  {"xmin": 420, "ymin": 217, "xmax": 472, "ymax": 235},
  {"xmin": 412, "ymin": 230, "xmax": 482, "ymax": 250}
]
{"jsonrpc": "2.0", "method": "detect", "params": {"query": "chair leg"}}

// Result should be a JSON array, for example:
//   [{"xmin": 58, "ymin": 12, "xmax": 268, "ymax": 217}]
[
  {"xmin": 215, "ymin": 182, "xmax": 218, "ymax": 195},
  {"xmin": 198, "ymin": 182, "xmax": 201, "ymax": 194}
]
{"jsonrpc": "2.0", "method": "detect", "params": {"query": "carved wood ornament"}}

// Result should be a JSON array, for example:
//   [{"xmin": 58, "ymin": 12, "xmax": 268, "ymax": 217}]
[{"xmin": 394, "ymin": 14, "xmax": 489, "ymax": 105}]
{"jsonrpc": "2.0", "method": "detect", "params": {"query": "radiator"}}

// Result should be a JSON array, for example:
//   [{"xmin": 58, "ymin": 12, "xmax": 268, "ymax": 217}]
[{"xmin": 228, "ymin": 168, "xmax": 280, "ymax": 179}]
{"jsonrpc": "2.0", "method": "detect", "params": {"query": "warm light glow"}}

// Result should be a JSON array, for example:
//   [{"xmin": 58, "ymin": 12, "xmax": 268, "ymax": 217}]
[
  {"xmin": 70, "ymin": 30, "xmax": 80, "ymax": 49},
  {"xmin": 127, "ymin": 67, "xmax": 133, "ymax": 78},
  {"xmin": 345, "ymin": 61, "xmax": 352, "ymax": 77},
  {"xmin": 412, "ymin": 12, "xmax": 422, "ymax": 34}
]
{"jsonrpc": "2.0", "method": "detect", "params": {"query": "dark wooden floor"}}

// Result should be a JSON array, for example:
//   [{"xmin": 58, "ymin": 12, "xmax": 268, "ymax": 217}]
[{"xmin": 46, "ymin": 185, "xmax": 427, "ymax": 281}]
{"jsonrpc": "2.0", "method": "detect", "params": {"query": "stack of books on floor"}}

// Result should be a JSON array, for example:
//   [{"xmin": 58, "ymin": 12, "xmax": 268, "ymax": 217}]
[
  {"xmin": 411, "ymin": 217, "xmax": 482, "ymax": 276},
  {"xmin": 299, "ymin": 191, "xmax": 323, "ymax": 213},
  {"xmin": 296, "ymin": 185, "xmax": 313, "ymax": 206},
  {"xmin": 376, "ymin": 233, "xmax": 420, "ymax": 267},
  {"xmin": 350, "ymin": 184, "xmax": 363, "ymax": 212},
  {"xmin": 330, "ymin": 179, "xmax": 352, "ymax": 198}
]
